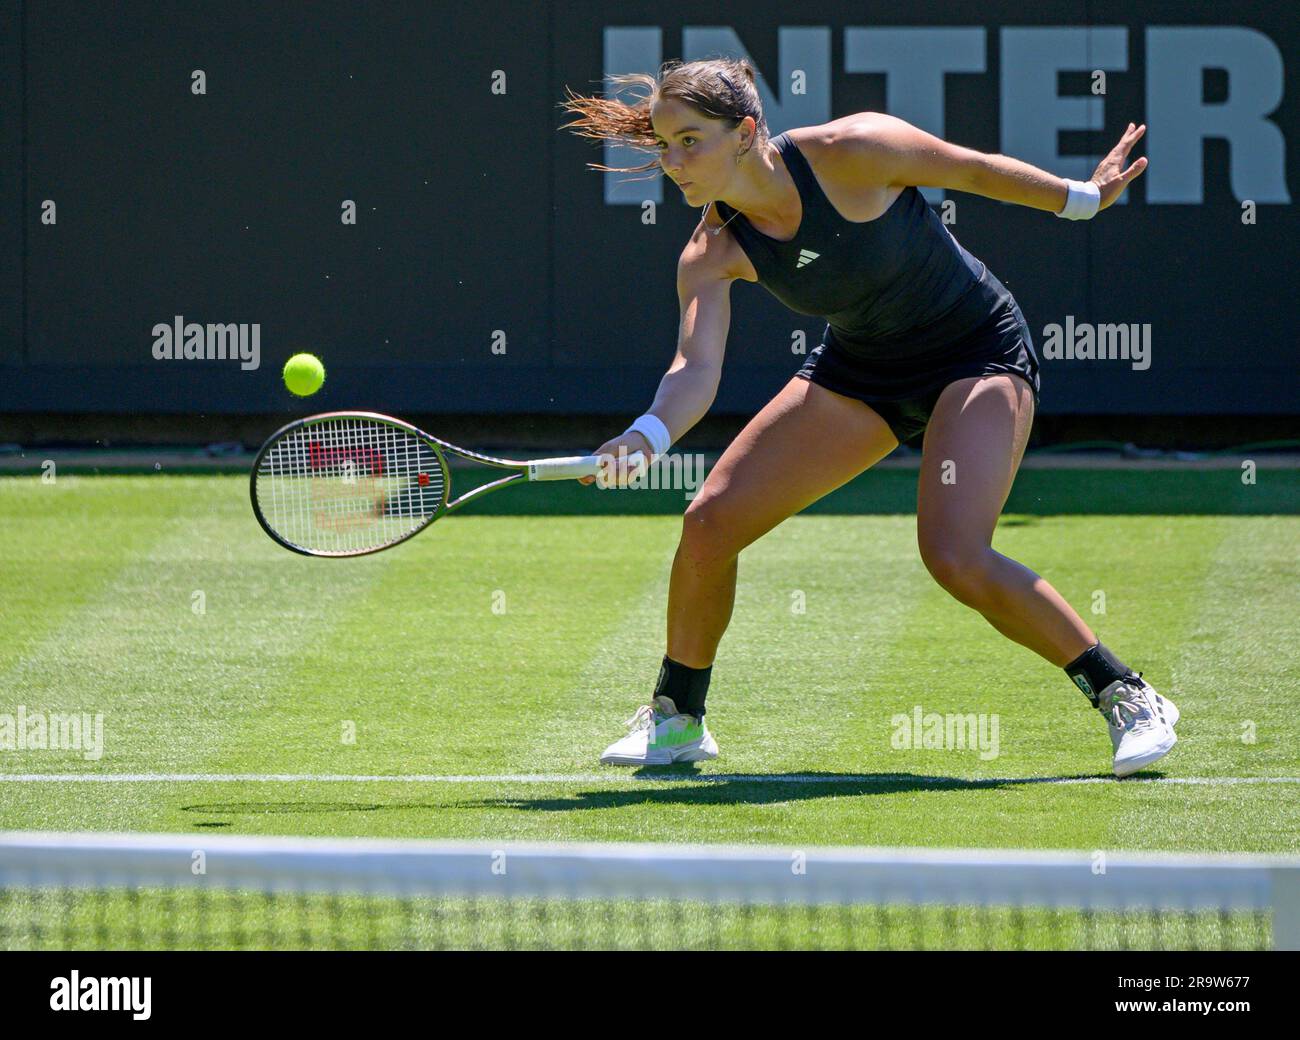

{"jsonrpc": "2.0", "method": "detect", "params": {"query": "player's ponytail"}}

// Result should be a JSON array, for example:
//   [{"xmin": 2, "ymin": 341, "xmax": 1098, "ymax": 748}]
[{"xmin": 558, "ymin": 57, "xmax": 769, "ymax": 178}]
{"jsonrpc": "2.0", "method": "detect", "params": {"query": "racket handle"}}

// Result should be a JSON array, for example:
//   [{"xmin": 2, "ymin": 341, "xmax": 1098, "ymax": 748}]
[
  {"xmin": 527, "ymin": 454, "xmax": 602, "ymax": 481},
  {"xmin": 527, "ymin": 452, "xmax": 647, "ymax": 482}
]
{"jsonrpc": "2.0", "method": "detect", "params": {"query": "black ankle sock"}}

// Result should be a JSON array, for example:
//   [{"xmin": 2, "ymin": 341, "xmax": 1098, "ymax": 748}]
[
  {"xmin": 1064, "ymin": 642, "xmax": 1133, "ymax": 706},
  {"xmin": 653, "ymin": 655, "xmax": 712, "ymax": 719}
]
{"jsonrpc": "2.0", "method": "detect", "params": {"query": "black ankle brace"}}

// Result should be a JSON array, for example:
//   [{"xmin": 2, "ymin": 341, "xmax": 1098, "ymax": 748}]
[
  {"xmin": 653, "ymin": 655, "xmax": 712, "ymax": 719},
  {"xmin": 1064, "ymin": 642, "xmax": 1133, "ymax": 708}
]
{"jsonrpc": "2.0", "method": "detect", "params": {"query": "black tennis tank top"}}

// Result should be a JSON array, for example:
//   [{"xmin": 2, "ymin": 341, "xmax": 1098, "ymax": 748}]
[{"xmin": 714, "ymin": 131, "xmax": 1011, "ymax": 361}]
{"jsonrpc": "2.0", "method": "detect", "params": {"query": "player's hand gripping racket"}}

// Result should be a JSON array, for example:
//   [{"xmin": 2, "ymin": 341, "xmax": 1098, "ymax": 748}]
[{"xmin": 250, "ymin": 411, "xmax": 645, "ymax": 557}]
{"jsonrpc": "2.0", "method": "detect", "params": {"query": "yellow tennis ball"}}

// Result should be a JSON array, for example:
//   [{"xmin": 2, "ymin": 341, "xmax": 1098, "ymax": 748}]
[{"xmin": 283, "ymin": 353, "xmax": 326, "ymax": 396}]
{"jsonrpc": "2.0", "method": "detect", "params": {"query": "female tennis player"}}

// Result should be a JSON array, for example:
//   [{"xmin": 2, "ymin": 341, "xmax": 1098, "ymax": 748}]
[{"xmin": 561, "ymin": 58, "xmax": 1177, "ymax": 777}]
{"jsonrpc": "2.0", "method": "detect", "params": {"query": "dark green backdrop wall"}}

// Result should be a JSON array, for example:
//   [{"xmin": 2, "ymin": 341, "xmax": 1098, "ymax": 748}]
[{"xmin": 2, "ymin": 1, "xmax": 1297, "ymax": 417}]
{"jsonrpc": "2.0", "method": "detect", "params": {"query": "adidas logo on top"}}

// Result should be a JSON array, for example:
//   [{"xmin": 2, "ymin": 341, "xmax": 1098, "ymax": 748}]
[{"xmin": 796, "ymin": 249, "xmax": 820, "ymax": 268}]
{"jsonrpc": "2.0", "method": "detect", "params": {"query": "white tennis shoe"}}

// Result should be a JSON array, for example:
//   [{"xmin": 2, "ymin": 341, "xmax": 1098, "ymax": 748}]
[
  {"xmin": 599, "ymin": 695, "xmax": 719, "ymax": 766},
  {"xmin": 1097, "ymin": 673, "xmax": 1179, "ymax": 777}
]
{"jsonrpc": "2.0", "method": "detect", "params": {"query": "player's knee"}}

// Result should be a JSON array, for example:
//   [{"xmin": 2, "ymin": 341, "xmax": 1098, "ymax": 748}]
[
  {"xmin": 919, "ymin": 541, "xmax": 991, "ymax": 605},
  {"xmin": 679, "ymin": 494, "xmax": 740, "ymax": 563}
]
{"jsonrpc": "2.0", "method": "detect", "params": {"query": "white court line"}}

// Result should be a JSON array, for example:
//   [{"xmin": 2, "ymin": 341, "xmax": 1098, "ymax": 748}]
[{"xmin": 0, "ymin": 773, "xmax": 1298, "ymax": 786}]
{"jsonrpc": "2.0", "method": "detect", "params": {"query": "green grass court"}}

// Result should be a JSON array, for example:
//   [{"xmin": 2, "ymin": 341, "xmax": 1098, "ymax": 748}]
[
  {"xmin": 3, "ymin": 890, "xmax": 1271, "ymax": 951},
  {"xmin": 1, "ymin": 468, "xmax": 1297, "ymax": 854}
]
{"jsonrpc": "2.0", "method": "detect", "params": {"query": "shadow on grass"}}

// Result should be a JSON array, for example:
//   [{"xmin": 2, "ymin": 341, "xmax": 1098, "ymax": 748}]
[
  {"xmin": 178, "ymin": 768, "xmax": 1167, "ymax": 817},
  {"xmin": 182, "ymin": 802, "xmax": 401, "ymax": 815},
  {"xmin": 460, "ymin": 770, "xmax": 1147, "ymax": 811}
]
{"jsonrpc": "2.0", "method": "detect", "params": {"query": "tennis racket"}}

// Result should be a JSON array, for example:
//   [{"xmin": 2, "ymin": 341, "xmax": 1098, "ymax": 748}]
[{"xmin": 250, "ymin": 411, "xmax": 644, "ymax": 557}]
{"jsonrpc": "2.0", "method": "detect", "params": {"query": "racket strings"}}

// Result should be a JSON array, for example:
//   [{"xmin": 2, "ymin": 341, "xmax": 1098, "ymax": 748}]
[{"xmin": 255, "ymin": 417, "xmax": 446, "ymax": 555}]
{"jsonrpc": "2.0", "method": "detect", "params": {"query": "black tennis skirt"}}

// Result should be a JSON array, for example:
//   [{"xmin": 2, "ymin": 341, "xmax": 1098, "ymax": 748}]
[{"xmin": 794, "ymin": 289, "xmax": 1041, "ymax": 445}]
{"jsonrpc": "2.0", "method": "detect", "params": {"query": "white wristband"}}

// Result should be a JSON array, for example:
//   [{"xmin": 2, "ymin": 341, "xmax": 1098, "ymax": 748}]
[
  {"xmin": 1056, "ymin": 179, "xmax": 1101, "ymax": 220},
  {"xmin": 624, "ymin": 413, "xmax": 672, "ymax": 461}
]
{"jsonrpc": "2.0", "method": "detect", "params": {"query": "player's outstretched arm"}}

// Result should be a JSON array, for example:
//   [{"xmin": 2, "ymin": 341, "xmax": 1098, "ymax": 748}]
[
  {"xmin": 580, "ymin": 227, "xmax": 734, "ymax": 486},
  {"xmin": 846, "ymin": 111, "xmax": 1148, "ymax": 215}
]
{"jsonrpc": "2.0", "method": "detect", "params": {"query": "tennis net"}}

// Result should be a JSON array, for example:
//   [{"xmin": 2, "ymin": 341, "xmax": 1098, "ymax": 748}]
[{"xmin": 2, "ymin": 832, "xmax": 1296, "ymax": 951}]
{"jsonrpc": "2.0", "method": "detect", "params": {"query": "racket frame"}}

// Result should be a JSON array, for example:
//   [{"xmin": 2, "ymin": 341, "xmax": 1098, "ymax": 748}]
[{"xmin": 249, "ymin": 411, "xmax": 611, "ymax": 558}]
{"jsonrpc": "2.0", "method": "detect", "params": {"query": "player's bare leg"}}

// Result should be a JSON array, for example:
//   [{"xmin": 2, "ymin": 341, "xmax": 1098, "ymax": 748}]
[
  {"xmin": 914, "ymin": 374, "xmax": 1090, "ymax": 664},
  {"xmin": 601, "ymin": 377, "xmax": 898, "ymax": 766},
  {"xmin": 668, "ymin": 376, "xmax": 901, "ymax": 667},
  {"xmin": 916, "ymin": 374, "xmax": 1177, "ymax": 776}
]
